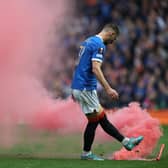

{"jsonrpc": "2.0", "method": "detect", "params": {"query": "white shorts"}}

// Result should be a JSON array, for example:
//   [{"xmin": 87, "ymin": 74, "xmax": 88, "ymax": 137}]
[{"xmin": 72, "ymin": 89, "xmax": 103, "ymax": 115}]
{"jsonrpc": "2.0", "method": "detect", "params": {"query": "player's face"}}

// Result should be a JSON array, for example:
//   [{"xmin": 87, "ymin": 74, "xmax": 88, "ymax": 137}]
[{"xmin": 105, "ymin": 31, "xmax": 117, "ymax": 45}]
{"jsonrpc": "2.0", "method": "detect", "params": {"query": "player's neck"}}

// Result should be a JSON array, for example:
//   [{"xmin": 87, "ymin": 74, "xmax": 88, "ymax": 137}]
[
  {"xmin": 97, "ymin": 33, "xmax": 106, "ymax": 43},
  {"xmin": 96, "ymin": 34, "xmax": 103, "ymax": 42}
]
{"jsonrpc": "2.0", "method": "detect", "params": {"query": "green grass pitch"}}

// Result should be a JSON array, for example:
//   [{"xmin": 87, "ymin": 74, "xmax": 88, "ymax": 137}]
[{"xmin": 0, "ymin": 126, "xmax": 167, "ymax": 168}]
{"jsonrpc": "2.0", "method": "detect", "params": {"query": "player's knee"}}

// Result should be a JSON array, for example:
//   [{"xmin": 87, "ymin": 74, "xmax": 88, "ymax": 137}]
[{"xmin": 86, "ymin": 109, "xmax": 105, "ymax": 122}]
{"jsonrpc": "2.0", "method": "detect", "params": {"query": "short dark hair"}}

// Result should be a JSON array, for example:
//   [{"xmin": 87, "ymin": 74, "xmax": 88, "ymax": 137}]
[{"xmin": 103, "ymin": 23, "xmax": 120, "ymax": 36}]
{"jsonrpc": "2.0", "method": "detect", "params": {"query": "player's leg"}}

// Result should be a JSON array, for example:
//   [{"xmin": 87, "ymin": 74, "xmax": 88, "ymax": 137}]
[
  {"xmin": 80, "ymin": 90, "xmax": 105, "ymax": 160},
  {"xmin": 81, "ymin": 119, "xmax": 101, "ymax": 160},
  {"xmin": 81, "ymin": 106, "xmax": 105, "ymax": 160},
  {"xmin": 72, "ymin": 89, "xmax": 104, "ymax": 160},
  {"xmin": 99, "ymin": 114, "xmax": 143, "ymax": 150},
  {"xmin": 83, "ymin": 109, "xmax": 106, "ymax": 152},
  {"xmin": 99, "ymin": 114, "xmax": 124, "ymax": 142},
  {"xmin": 83, "ymin": 113, "xmax": 99, "ymax": 152}
]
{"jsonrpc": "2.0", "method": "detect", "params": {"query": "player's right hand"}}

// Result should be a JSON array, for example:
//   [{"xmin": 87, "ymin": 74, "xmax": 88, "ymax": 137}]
[{"xmin": 105, "ymin": 88, "xmax": 119, "ymax": 100}]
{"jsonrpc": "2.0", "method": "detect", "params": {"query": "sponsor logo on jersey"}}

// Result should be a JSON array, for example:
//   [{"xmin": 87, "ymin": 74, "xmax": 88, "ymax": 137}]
[{"xmin": 98, "ymin": 48, "xmax": 104, "ymax": 54}]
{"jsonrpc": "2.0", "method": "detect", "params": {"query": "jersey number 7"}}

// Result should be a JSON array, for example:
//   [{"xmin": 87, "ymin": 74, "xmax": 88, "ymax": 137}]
[{"xmin": 76, "ymin": 45, "xmax": 86, "ymax": 65}]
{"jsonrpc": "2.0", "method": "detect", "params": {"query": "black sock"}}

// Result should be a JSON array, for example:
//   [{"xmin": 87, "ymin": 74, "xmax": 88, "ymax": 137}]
[
  {"xmin": 83, "ymin": 121, "xmax": 99, "ymax": 152},
  {"xmin": 99, "ymin": 115, "xmax": 124, "ymax": 142}
]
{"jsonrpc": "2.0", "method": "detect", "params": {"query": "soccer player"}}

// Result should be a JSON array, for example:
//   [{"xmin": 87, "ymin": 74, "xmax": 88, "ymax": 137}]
[{"xmin": 71, "ymin": 23, "xmax": 143, "ymax": 160}]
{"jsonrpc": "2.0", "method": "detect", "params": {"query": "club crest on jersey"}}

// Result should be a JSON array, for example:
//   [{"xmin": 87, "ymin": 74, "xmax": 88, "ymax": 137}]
[{"xmin": 98, "ymin": 48, "xmax": 104, "ymax": 54}]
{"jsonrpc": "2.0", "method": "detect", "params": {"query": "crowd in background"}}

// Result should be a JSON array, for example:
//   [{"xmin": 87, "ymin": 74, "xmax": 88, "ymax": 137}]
[{"xmin": 48, "ymin": 0, "xmax": 168, "ymax": 109}]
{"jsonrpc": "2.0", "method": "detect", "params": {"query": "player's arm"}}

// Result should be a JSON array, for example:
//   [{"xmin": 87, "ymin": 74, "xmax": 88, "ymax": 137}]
[{"xmin": 92, "ymin": 61, "xmax": 119, "ymax": 99}]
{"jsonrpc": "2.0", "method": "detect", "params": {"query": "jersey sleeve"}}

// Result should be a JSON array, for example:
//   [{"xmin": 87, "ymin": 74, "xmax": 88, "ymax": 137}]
[{"xmin": 91, "ymin": 46, "xmax": 105, "ymax": 63}]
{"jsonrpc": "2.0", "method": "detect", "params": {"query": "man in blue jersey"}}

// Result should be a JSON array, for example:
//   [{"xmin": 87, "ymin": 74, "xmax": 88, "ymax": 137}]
[{"xmin": 71, "ymin": 24, "xmax": 143, "ymax": 160}]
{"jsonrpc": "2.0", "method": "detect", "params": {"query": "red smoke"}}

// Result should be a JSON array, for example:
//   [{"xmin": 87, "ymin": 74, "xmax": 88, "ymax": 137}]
[
  {"xmin": 109, "ymin": 103, "xmax": 162, "ymax": 160},
  {"xmin": 0, "ymin": 0, "xmax": 71, "ymax": 146}
]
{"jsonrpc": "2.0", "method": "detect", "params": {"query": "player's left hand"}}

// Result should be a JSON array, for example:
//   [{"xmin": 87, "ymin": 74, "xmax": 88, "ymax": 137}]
[{"xmin": 105, "ymin": 87, "xmax": 119, "ymax": 100}]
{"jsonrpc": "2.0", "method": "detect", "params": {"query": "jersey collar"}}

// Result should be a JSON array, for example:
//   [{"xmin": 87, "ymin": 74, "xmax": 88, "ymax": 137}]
[{"xmin": 96, "ymin": 35, "xmax": 103, "ymax": 42}]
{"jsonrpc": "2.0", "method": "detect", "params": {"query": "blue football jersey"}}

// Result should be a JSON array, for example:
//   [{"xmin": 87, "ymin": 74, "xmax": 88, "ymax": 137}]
[{"xmin": 71, "ymin": 35, "xmax": 106, "ymax": 90}]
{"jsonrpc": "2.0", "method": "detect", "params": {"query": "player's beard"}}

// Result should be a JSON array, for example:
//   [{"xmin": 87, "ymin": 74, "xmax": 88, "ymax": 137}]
[{"xmin": 104, "ymin": 39, "xmax": 114, "ymax": 45}]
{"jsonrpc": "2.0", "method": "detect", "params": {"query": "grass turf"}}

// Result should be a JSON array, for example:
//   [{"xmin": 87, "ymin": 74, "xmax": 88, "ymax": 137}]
[{"xmin": 0, "ymin": 125, "xmax": 167, "ymax": 168}]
